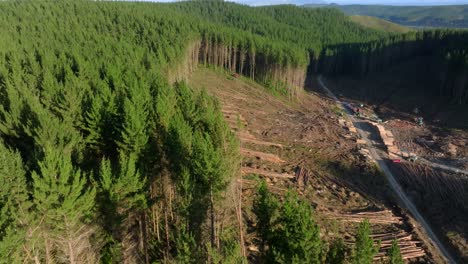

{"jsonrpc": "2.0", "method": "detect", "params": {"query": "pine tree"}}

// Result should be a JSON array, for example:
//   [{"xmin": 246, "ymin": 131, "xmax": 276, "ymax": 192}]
[
  {"xmin": 118, "ymin": 79, "xmax": 151, "ymax": 156},
  {"xmin": 99, "ymin": 153, "xmax": 147, "ymax": 262},
  {"xmin": 351, "ymin": 220, "xmax": 379, "ymax": 264},
  {"xmin": 252, "ymin": 180, "xmax": 279, "ymax": 253},
  {"xmin": 83, "ymin": 94, "xmax": 105, "ymax": 151},
  {"xmin": 269, "ymin": 191, "xmax": 323, "ymax": 264},
  {"xmin": 174, "ymin": 167, "xmax": 197, "ymax": 263},
  {"xmin": 21, "ymin": 97, "xmax": 101, "ymax": 263},
  {"xmin": 31, "ymin": 145, "xmax": 98, "ymax": 263},
  {"xmin": 206, "ymin": 236, "xmax": 247, "ymax": 264},
  {"xmin": 191, "ymin": 130, "xmax": 225, "ymax": 248},
  {"xmin": 386, "ymin": 239, "xmax": 404, "ymax": 264},
  {"xmin": 0, "ymin": 141, "xmax": 31, "ymax": 262},
  {"xmin": 100, "ymin": 154, "xmax": 147, "ymax": 214},
  {"xmin": 175, "ymin": 226, "xmax": 196, "ymax": 264},
  {"xmin": 326, "ymin": 238, "xmax": 346, "ymax": 264}
]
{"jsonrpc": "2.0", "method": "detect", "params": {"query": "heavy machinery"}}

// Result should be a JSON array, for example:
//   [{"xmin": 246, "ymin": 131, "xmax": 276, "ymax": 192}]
[
  {"xmin": 355, "ymin": 108, "xmax": 361, "ymax": 117},
  {"xmin": 408, "ymin": 154, "xmax": 418, "ymax": 162},
  {"xmin": 345, "ymin": 103, "xmax": 361, "ymax": 117},
  {"xmin": 416, "ymin": 117, "xmax": 424, "ymax": 126},
  {"xmin": 401, "ymin": 149, "xmax": 419, "ymax": 162}
]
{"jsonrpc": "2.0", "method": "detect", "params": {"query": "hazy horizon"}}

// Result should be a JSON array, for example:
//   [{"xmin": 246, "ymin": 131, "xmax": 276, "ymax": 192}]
[
  {"xmin": 137, "ymin": 0, "xmax": 468, "ymax": 7},
  {"xmin": 235, "ymin": 0, "xmax": 468, "ymax": 6}
]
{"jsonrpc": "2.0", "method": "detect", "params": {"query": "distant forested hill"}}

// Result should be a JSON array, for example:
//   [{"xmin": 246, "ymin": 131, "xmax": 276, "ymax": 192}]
[{"xmin": 305, "ymin": 4, "xmax": 468, "ymax": 28}]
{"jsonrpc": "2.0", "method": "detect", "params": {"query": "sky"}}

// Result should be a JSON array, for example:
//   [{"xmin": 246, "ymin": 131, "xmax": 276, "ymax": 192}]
[
  {"xmin": 233, "ymin": 0, "xmax": 468, "ymax": 6},
  {"xmin": 146, "ymin": 0, "xmax": 468, "ymax": 6}
]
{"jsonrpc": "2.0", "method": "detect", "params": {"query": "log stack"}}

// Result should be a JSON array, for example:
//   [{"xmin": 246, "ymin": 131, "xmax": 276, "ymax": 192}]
[
  {"xmin": 323, "ymin": 210, "xmax": 403, "ymax": 224},
  {"xmin": 327, "ymin": 209, "xmax": 426, "ymax": 261},
  {"xmin": 367, "ymin": 120, "xmax": 405, "ymax": 159},
  {"xmin": 372, "ymin": 231, "xmax": 426, "ymax": 260}
]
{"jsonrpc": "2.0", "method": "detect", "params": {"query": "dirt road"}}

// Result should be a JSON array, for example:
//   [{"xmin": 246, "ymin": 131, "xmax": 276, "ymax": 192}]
[
  {"xmin": 419, "ymin": 157, "xmax": 468, "ymax": 176},
  {"xmin": 318, "ymin": 76, "xmax": 457, "ymax": 264}
]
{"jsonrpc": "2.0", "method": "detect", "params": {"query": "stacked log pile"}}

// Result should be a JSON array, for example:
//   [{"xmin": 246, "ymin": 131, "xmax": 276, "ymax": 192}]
[
  {"xmin": 376, "ymin": 124, "xmax": 395, "ymax": 147},
  {"xmin": 338, "ymin": 118, "xmax": 357, "ymax": 134},
  {"xmin": 323, "ymin": 210, "xmax": 403, "ymax": 225},
  {"xmin": 368, "ymin": 121, "xmax": 416, "ymax": 159},
  {"xmin": 338, "ymin": 222, "xmax": 426, "ymax": 260},
  {"xmin": 372, "ymin": 231, "xmax": 426, "ymax": 260},
  {"xmin": 337, "ymin": 118, "xmax": 375, "ymax": 163},
  {"xmin": 324, "ymin": 209, "xmax": 426, "ymax": 261},
  {"xmin": 338, "ymin": 118, "xmax": 346, "ymax": 127},
  {"xmin": 347, "ymin": 121, "xmax": 358, "ymax": 133}
]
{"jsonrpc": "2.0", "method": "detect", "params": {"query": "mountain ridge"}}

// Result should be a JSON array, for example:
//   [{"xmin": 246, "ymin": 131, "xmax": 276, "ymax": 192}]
[{"xmin": 304, "ymin": 3, "xmax": 468, "ymax": 28}]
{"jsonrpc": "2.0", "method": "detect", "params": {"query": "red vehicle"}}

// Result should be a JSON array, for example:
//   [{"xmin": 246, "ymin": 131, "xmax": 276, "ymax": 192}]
[
  {"xmin": 345, "ymin": 103, "xmax": 357, "ymax": 113},
  {"xmin": 392, "ymin": 159, "xmax": 401, "ymax": 163}
]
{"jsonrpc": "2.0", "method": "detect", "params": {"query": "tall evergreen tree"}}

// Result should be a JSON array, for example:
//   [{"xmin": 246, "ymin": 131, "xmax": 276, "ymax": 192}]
[
  {"xmin": 268, "ymin": 191, "xmax": 323, "ymax": 264},
  {"xmin": 326, "ymin": 238, "xmax": 347, "ymax": 264},
  {"xmin": 99, "ymin": 153, "xmax": 147, "ymax": 262},
  {"xmin": 252, "ymin": 180, "xmax": 279, "ymax": 254},
  {"xmin": 386, "ymin": 239, "xmax": 404, "ymax": 264},
  {"xmin": 31, "ymin": 150, "xmax": 98, "ymax": 263},
  {"xmin": 253, "ymin": 186, "xmax": 325, "ymax": 263},
  {"xmin": 351, "ymin": 220, "xmax": 379, "ymax": 264},
  {"xmin": 0, "ymin": 141, "xmax": 31, "ymax": 262}
]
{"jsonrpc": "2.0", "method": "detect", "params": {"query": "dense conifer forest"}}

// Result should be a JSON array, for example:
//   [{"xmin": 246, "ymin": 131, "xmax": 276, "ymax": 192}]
[
  {"xmin": 0, "ymin": 0, "xmax": 467, "ymax": 263},
  {"xmin": 318, "ymin": 29, "xmax": 468, "ymax": 104}
]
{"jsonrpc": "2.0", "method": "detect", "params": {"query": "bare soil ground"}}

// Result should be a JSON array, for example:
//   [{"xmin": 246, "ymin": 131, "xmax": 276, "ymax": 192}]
[
  {"xmin": 325, "ymin": 55, "xmax": 468, "ymax": 168},
  {"xmin": 188, "ymin": 67, "xmax": 444, "ymax": 263},
  {"xmin": 324, "ymin": 70, "xmax": 468, "ymax": 263}
]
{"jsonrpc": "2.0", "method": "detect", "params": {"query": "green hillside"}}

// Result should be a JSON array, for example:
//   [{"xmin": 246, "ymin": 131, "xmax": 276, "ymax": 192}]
[
  {"xmin": 169, "ymin": 3, "xmax": 389, "ymax": 50},
  {"xmin": 305, "ymin": 4, "xmax": 468, "ymax": 28},
  {"xmin": 0, "ymin": 1, "xmax": 468, "ymax": 263},
  {"xmin": 0, "ymin": 1, "xmax": 393, "ymax": 263},
  {"xmin": 350, "ymin": 15, "xmax": 412, "ymax": 33}
]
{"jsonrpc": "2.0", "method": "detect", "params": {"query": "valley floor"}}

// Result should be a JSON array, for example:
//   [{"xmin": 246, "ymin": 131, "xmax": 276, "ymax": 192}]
[{"xmin": 187, "ymin": 67, "xmax": 454, "ymax": 263}]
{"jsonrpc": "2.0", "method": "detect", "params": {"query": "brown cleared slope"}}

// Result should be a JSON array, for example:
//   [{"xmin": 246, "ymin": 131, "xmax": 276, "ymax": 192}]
[
  {"xmin": 350, "ymin": 15, "xmax": 412, "ymax": 33},
  {"xmin": 187, "ymin": 67, "xmax": 440, "ymax": 263}
]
